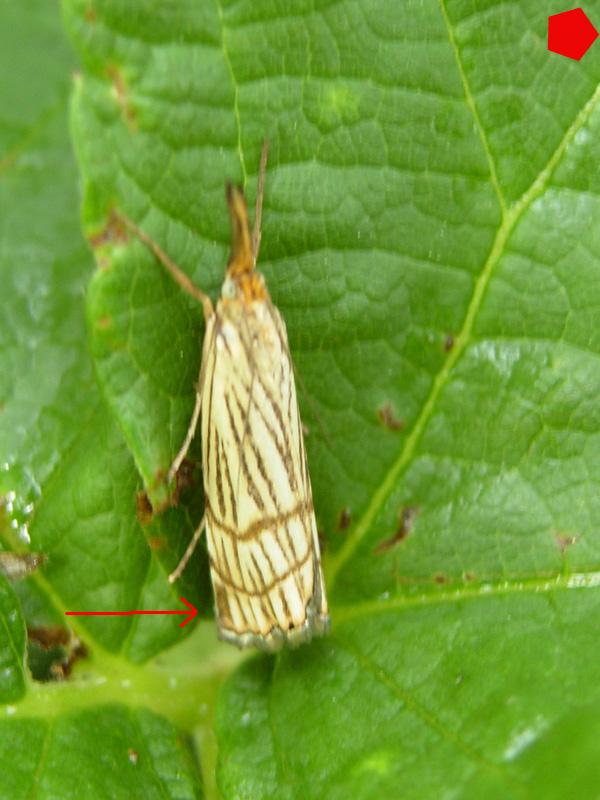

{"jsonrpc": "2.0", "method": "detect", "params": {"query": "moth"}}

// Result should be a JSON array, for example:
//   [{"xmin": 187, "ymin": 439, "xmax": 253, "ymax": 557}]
[{"xmin": 116, "ymin": 144, "xmax": 329, "ymax": 650}]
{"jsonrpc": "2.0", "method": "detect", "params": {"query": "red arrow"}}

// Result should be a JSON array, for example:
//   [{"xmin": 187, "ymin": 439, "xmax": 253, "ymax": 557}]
[{"xmin": 65, "ymin": 596, "xmax": 198, "ymax": 628}]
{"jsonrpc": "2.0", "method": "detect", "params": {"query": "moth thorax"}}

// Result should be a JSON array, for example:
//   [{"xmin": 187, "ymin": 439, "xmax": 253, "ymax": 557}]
[
  {"xmin": 221, "ymin": 275, "xmax": 238, "ymax": 300},
  {"xmin": 222, "ymin": 270, "xmax": 267, "ymax": 304}
]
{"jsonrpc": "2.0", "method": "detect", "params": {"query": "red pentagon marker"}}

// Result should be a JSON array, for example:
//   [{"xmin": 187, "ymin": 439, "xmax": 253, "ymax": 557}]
[{"xmin": 548, "ymin": 8, "xmax": 598, "ymax": 60}]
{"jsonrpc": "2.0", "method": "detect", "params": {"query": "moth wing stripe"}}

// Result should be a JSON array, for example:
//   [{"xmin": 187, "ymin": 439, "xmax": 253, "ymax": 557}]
[
  {"xmin": 251, "ymin": 378, "xmax": 298, "ymax": 494},
  {"xmin": 208, "ymin": 546, "xmax": 312, "ymax": 597},
  {"xmin": 235, "ymin": 320, "xmax": 298, "ymax": 490},
  {"xmin": 224, "ymin": 389, "xmax": 266, "ymax": 512},
  {"xmin": 215, "ymin": 427, "xmax": 226, "ymax": 517},
  {"xmin": 249, "ymin": 550, "xmax": 278, "ymax": 621},
  {"xmin": 220, "ymin": 427, "xmax": 238, "ymax": 526},
  {"xmin": 205, "ymin": 498, "xmax": 314, "ymax": 542},
  {"xmin": 254, "ymin": 369, "xmax": 300, "ymax": 493},
  {"xmin": 248, "ymin": 436, "xmax": 281, "ymax": 511},
  {"xmin": 202, "ymin": 324, "xmax": 218, "ymax": 485}
]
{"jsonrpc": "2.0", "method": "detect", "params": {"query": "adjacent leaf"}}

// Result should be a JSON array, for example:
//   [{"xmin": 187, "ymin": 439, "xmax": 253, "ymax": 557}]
[
  {"xmin": 0, "ymin": 707, "xmax": 202, "ymax": 800},
  {"xmin": 0, "ymin": 3, "xmax": 225, "ymax": 798}
]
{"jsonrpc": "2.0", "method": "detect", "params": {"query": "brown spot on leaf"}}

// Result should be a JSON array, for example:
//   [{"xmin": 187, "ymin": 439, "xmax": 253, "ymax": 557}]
[
  {"xmin": 337, "ymin": 507, "xmax": 352, "ymax": 531},
  {"xmin": 84, "ymin": 7, "xmax": 97, "ymax": 22},
  {"xmin": 128, "ymin": 748, "xmax": 139, "ymax": 765},
  {"xmin": 375, "ymin": 506, "xmax": 420, "ymax": 553},
  {"xmin": 555, "ymin": 532, "xmax": 577, "ymax": 554},
  {"xmin": 150, "ymin": 469, "xmax": 172, "ymax": 515},
  {"xmin": 136, "ymin": 491, "xmax": 154, "ymax": 526},
  {"xmin": 434, "ymin": 573, "xmax": 447, "ymax": 584},
  {"xmin": 464, "ymin": 571, "xmax": 475, "ymax": 582},
  {"xmin": 147, "ymin": 536, "xmax": 164, "ymax": 552},
  {"xmin": 378, "ymin": 402, "xmax": 404, "ymax": 432},
  {"xmin": 106, "ymin": 64, "xmax": 137, "ymax": 129},
  {"xmin": 96, "ymin": 316, "xmax": 113, "ymax": 331},
  {"xmin": 88, "ymin": 209, "xmax": 129, "ymax": 270},
  {"xmin": 444, "ymin": 333, "xmax": 455, "ymax": 352}
]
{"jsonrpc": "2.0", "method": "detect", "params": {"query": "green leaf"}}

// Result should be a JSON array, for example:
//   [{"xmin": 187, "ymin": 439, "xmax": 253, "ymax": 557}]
[
  {"xmin": 0, "ymin": 707, "xmax": 202, "ymax": 800},
  {"xmin": 0, "ymin": 574, "xmax": 26, "ymax": 703},
  {"xmin": 5, "ymin": 0, "xmax": 600, "ymax": 798}
]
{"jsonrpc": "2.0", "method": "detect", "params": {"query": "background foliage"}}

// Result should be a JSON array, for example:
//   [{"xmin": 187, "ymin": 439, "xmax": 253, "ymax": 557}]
[{"xmin": 2, "ymin": 0, "xmax": 600, "ymax": 797}]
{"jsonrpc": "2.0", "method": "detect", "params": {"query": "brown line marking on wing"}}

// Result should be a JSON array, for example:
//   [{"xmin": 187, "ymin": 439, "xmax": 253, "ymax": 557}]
[
  {"xmin": 296, "ymin": 406, "xmax": 309, "ymax": 491},
  {"xmin": 205, "ymin": 497, "xmax": 314, "ymax": 542},
  {"xmin": 269, "ymin": 306, "xmax": 313, "ymax": 498},
  {"xmin": 203, "ymin": 337, "xmax": 217, "ymax": 484},
  {"xmin": 220, "ymin": 426, "xmax": 238, "ymax": 526},
  {"xmin": 278, "ymin": 585, "xmax": 292, "ymax": 628},
  {"xmin": 256, "ymin": 534, "xmax": 279, "ymax": 591},
  {"xmin": 249, "ymin": 549, "xmax": 278, "ymax": 622},
  {"xmin": 214, "ymin": 582, "xmax": 232, "ymax": 627},
  {"xmin": 248, "ymin": 436, "xmax": 280, "ymax": 509},
  {"xmin": 217, "ymin": 533, "xmax": 252, "ymax": 630},
  {"xmin": 252, "ymin": 381, "xmax": 298, "ymax": 493},
  {"xmin": 215, "ymin": 430, "xmax": 226, "ymax": 518},
  {"xmin": 267, "ymin": 303, "xmax": 297, "ymax": 465},
  {"xmin": 255, "ymin": 370, "xmax": 299, "ymax": 492},
  {"xmin": 209, "ymin": 546, "xmax": 311, "ymax": 598},
  {"xmin": 281, "ymin": 515, "xmax": 300, "ymax": 563},
  {"xmin": 235, "ymin": 320, "xmax": 299, "ymax": 494},
  {"xmin": 227, "ymin": 525, "xmax": 245, "ymax": 589},
  {"xmin": 215, "ymin": 530, "xmax": 233, "ymax": 584},
  {"xmin": 225, "ymin": 389, "xmax": 266, "ymax": 512}
]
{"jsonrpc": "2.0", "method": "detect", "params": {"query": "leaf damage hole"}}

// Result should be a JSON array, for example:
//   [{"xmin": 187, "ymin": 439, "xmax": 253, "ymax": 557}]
[
  {"xmin": 105, "ymin": 64, "xmax": 137, "ymax": 129},
  {"xmin": 27, "ymin": 626, "xmax": 88, "ymax": 682},
  {"xmin": 377, "ymin": 402, "xmax": 404, "ymax": 432},
  {"xmin": 374, "ymin": 505, "xmax": 420, "ymax": 553}
]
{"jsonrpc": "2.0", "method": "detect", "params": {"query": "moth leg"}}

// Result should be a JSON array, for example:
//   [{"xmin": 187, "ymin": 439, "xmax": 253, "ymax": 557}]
[
  {"xmin": 168, "ymin": 376, "xmax": 203, "ymax": 485},
  {"xmin": 114, "ymin": 210, "xmax": 214, "ymax": 321},
  {"xmin": 168, "ymin": 513, "xmax": 206, "ymax": 584},
  {"xmin": 251, "ymin": 140, "xmax": 269, "ymax": 264}
]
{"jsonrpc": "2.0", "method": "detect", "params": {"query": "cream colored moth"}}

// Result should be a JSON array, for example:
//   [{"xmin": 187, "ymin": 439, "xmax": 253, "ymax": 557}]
[{"xmin": 117, "ymin": 144, "xmax": 329, "ymax": 650}]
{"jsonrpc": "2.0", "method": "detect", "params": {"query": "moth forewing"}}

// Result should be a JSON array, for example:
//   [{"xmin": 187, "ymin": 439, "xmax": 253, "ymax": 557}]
[
  {"xmin": 203, "ymin": 279, "xmax": 329, "ymax": 649},
  {"xmin": 117, "ymin": 144, "xmax": 329, "ymax": 650}
]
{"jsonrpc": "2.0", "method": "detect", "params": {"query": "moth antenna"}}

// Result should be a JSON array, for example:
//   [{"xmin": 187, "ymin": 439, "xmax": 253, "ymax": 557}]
[{"xmin": 252, "ymin": 140, "xmax": 269, "ymax": 263}]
